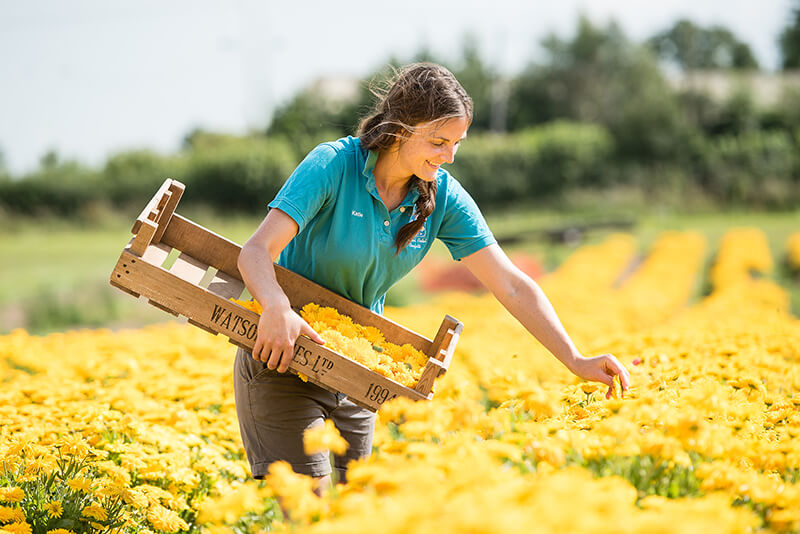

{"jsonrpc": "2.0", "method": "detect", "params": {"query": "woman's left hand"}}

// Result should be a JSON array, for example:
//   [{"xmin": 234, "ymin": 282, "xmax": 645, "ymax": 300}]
[{"xmin": 570, "ymin": 354, "xmax": 631, "ymax": 399}]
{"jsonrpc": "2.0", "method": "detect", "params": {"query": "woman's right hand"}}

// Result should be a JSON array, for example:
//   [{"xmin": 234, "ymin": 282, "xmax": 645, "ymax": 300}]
[{"xmin": 252, "ymin": 303, "xmax": 325, "ymax": 373}]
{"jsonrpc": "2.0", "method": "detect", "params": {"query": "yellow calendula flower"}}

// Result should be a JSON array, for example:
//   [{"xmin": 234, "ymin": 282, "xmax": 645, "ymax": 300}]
[
  {"xmin": 263, "ymin": 461, "xmax": 327, "ymax": 522},
  {"xmin": 1, "ymin": 522, "xmax": 32, "ymax": 534},
  {"xmin": 66, "ymin": 478, "xmax": 93, "ymax": 493},
  {"xmin": 46, "ymin": 529, "xmax": 75, "ymax": 534},
  {"xmin": 0, "ymin": 506, "xmax": 25, "ymax": 523},
  {"xmin": 303, "ymin": 419, "xmax": 349, "ymax": 455},
  {"xmin": 56, "ymin": 434, "xmax": 90, "ymax": 457},
  {"xmin": 43, "ymin": 501, "xmax": 63, "ymax": 519},
  {"xmin": 81, "ymin": 504, "xmax": 108, "ymax": 521},
  {"xmin": 146, "ymin": 504, "xmax": 189, "ymax": 533},
  {"xmin": 196, "ymin": 484, "xmax": 263, "ymax": 525},
  {"xmin": 0, "ymin": 487, "xmax": 24, "ymax": 503}
]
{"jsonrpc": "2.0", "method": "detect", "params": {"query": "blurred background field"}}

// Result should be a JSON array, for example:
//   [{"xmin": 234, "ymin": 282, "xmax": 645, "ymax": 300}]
[{"xmin": 2, "ymin": 205, "xmax": 799, "ymax": 335}]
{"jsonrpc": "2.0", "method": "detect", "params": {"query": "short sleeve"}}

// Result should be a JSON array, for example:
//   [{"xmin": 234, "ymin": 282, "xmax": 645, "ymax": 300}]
[
  {"xmin": 437, "ymin": 178, "xmax": 497, "ymax": 261},
  {"xmin": 268, "ymin": 143, "xmax": 342, "ymax": 233}
]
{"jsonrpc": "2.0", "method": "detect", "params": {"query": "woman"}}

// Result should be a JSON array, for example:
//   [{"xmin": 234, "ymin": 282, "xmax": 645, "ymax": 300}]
[{"xmin": 234, "ymin": 63, "xmax": 630, "ymax": 489}]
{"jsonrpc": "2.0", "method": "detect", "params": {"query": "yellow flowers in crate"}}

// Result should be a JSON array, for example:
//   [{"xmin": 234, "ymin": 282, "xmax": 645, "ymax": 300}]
[
  {"xmin": 232, "ymin": 300, "xmax": 429, "ymax": 388},
  {"xmin": 3, "ymin": 228, "xmax": 800, "ymax": 533}
]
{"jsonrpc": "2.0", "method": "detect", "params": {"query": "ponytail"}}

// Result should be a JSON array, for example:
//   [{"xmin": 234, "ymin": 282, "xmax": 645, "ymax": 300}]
[{"xmin": 394, "ymin": 178, "xmax": 437, "ymax": 254}]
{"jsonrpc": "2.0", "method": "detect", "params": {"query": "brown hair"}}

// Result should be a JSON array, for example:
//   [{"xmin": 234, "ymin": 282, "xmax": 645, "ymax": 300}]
[{"xmin": 357, "ymin": 63, "xmax": 473, "ymax": 253}]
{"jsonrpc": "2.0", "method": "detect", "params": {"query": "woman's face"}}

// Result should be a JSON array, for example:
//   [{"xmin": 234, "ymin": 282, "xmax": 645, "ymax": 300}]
[{"xmin": 394, "ymin": 116, "xmax": 469, "ymax": 182}]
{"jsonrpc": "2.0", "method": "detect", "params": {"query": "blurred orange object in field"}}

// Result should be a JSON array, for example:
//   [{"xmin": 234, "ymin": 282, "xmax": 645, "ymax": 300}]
[{"xmin": 416, "ymin": 253, "xmax": 545, "ymax": 293}]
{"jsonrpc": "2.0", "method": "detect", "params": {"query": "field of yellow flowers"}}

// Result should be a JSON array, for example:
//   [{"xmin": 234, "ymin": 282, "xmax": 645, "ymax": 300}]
[{"xmin": 2, "ymin": 227, "xmax": 800, "ymax": 534}]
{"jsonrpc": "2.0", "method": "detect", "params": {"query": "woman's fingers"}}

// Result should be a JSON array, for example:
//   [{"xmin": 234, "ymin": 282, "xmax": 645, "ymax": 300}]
[
  {"xmin": 277, "ymin": 343, "xmax": 294, "ymax": 373},
  {"xmin": 592, "ymin": 353, "xmax": 631, "ymax": 399},
  {"xmin": 302, "ymin": 322, "xmax": 326, "ymax": 345}
]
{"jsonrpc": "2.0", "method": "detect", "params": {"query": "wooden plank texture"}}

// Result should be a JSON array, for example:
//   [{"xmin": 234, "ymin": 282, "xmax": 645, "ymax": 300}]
[
  {"xmin": 207, "ymin": 270, "xmax": 245, "ymax": 300},
  {"xmin": 111, "ymin": 247, "xmax": 427, "ymax": 411},
  {"xmin": 152, "ymin": 181, "xmax": 185, "ymax": 244},
  {"xmin": 132, "ymin": 179, "xmax": 173, "ymax": 234},
  {"xmin": 413, "ymin": 358, "xmax": 445, "ymax": 397},
  {"xmin": 160, "ymin": 214, "xmax": 242, "ymax": 278},
  {"xmin": 130, "ymin": 219, "xmax": 157, "ymax": 257}
]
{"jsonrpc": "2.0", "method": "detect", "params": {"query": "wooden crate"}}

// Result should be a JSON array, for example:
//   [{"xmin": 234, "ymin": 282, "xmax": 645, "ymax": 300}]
[{"xmin": 110, "ymin": 179, "xmax": 463, "ymax": 412}]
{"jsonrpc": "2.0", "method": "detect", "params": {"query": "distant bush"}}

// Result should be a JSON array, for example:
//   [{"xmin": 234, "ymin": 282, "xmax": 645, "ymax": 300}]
[
  {"xmin": 449, "ymin": 121, "xmax": 614, "ymax": 205},
  {"xmin": 182, "ymin": 137, "xmax": 298, "ymax": 212},
  {"xmin": 698, "ymin": 130, "xmax": 800, "ymax": 207},
  {"xmin": 0, "ymin": 161, "xmax": 102, "ymax": 216},
  {"xmin": 103, "ymin": 150, "xmax": 187, "ymax": 208}
]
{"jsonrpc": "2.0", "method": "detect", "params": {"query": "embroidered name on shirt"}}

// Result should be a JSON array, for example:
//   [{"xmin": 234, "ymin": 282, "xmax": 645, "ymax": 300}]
[{"xmin": 351, "ymin": 210, "xmax": 364, "ymax": 218}]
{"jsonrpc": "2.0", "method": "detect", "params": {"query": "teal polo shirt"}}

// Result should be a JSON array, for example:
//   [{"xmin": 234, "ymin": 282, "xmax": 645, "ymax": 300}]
[{"xmin": 269, "ymin": 136, "xmax": 496, "ymax": 314}]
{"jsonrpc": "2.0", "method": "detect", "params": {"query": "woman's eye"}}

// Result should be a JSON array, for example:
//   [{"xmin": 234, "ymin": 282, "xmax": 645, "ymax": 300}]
[{"xmin": 431, "ymin": 142, "xmax": 443, "ymax": 147}]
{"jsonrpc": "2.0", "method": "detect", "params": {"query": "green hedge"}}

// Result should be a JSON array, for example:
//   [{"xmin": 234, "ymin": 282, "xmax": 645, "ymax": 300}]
[
  {"xmin": 181, "ymin": 137, "xmax": 297, "ymax": 212},
  {"xmin": 0, "ymin": 163, "xmax": 102, "ymax": 216},
  {"xmin": 697, "ymin": 130, "xmax": 800, "ymax": 207},
  {"xmin": 1, "ymin": 122, "xmax": 798, "ymax": 217},
  {"xmin": 449, "ymin": 121, "xmax": 614, "ymax": 205},
  {"xmin": 103, "ymin": 150, "xmax": 187, "ymax": 207}
]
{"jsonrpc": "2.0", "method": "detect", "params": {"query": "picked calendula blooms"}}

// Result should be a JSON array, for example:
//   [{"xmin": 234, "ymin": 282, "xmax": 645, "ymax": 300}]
[{"xmin": 232, "ymin": 300, "xmax": 429, "ymax": 388}]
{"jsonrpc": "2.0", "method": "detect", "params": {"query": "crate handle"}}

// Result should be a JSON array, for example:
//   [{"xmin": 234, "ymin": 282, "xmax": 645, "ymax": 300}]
[
  {"xmin": 413, "ymin": 315, "xmax": 463, "ymax": 396},
  {"xmin": 129, "ymin": 179, "xmax": 185, "ymax": 256}
]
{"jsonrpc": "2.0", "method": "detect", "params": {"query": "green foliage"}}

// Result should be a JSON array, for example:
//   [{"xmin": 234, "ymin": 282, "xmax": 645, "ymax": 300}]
[
  {"xmin": 697, "ymin": 129, "xmax": 800, "ymax": 207},
  {"xmin": 0, "ymin": 156, "xmax": 103, "ymax": 216},
  {"xmin": 648, "ymin": 19, "xmax": 759, "ymax": 71},
  {"xmin": 22, "ymin": 282, "xmax": 124, "ymax": 335},
  {"xmin": 508, "ymin": 17, "xmax": 694, "ymax": 162},
  {"xmin": 780, "ymin": 0, "xmax": 800, "ymax": 69},
  {"xmin": 451, "ymin": 35, "xmax": 498, "ymax": 132},
  {"xmin": 450, "ymin": 121, "xmax": 614, "ymax": 205},
  {"xmin": 103, "ymin": 149, "xmax": 187, "ymax": 208},
  {"xmin": 182, "ymin": 137, "xmax": 298, "ymax": 212},
  {"xmin": 571, "ymin": 452, "xmax": 703, "ymax": 500}
]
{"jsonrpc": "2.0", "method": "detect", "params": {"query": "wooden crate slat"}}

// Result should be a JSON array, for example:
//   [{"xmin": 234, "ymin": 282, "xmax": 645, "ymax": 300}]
[
  {"xmin": 152, "ymin": 181, "xmax": 185, "ymax": 244},
  {"xmin": 148, "ymin": 299, "xmax": 179, "ymax": 317},
  {"xmin": 160, "ymin": 214, "xmax": 242, "ymax": 279},
  {"xmin": 110, "ymin": 279, "xmax": 139, "ymax": 299},
  {"xmin": 188, "ymin": 318, "xmax": 219, "ymax": 336},
  {"xmin": 132, "ymin": 179, "xmax": 174, "ymax": 234},
  {"xmin": 413, "ymin": 358, "xmax": 445, "ymax": 397},
  {"xmin": 170, "ymin": 252, "xmax": 210, "ymax": 285},
  {"xmin": 431, "ymin": 315, "xmax": 463, "ymax": 364},
  {"xmin": 130, "ymin": 219, "xmax": 158, "ymax": 257},
  {"xmin": 207, "ymin": 270, "xmax": 246, "ymax": 300},
  {"xmin": 111, "ymin": 247, "xmax": 426, "ymax": 411}
]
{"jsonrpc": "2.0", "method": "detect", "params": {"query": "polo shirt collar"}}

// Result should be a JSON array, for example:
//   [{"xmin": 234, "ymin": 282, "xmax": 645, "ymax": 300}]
[{"xmin": 362, "ymin": 149, "xmax": 420, "ymax": 208}]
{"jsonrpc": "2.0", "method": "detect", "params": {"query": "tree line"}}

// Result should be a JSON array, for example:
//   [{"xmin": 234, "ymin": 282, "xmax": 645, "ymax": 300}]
[{"xmin": 2, "ymin": 10, "xmax": 800, "ymax": 217}]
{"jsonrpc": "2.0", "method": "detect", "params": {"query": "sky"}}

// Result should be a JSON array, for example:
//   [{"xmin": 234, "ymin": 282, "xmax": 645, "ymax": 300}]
[{"xmin": 0, "ymin": 0, "xmax": 793, "ymax": 175}]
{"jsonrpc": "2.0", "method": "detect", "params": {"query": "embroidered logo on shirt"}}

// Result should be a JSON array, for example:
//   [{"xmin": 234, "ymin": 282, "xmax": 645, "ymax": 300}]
[
  {"xmin": 351, "ymin": 210, "xmax": 364, "ymax": 218},
  {"xmin": 407, "ymin": 206, "xmax": 428, "ymax": 249}
]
